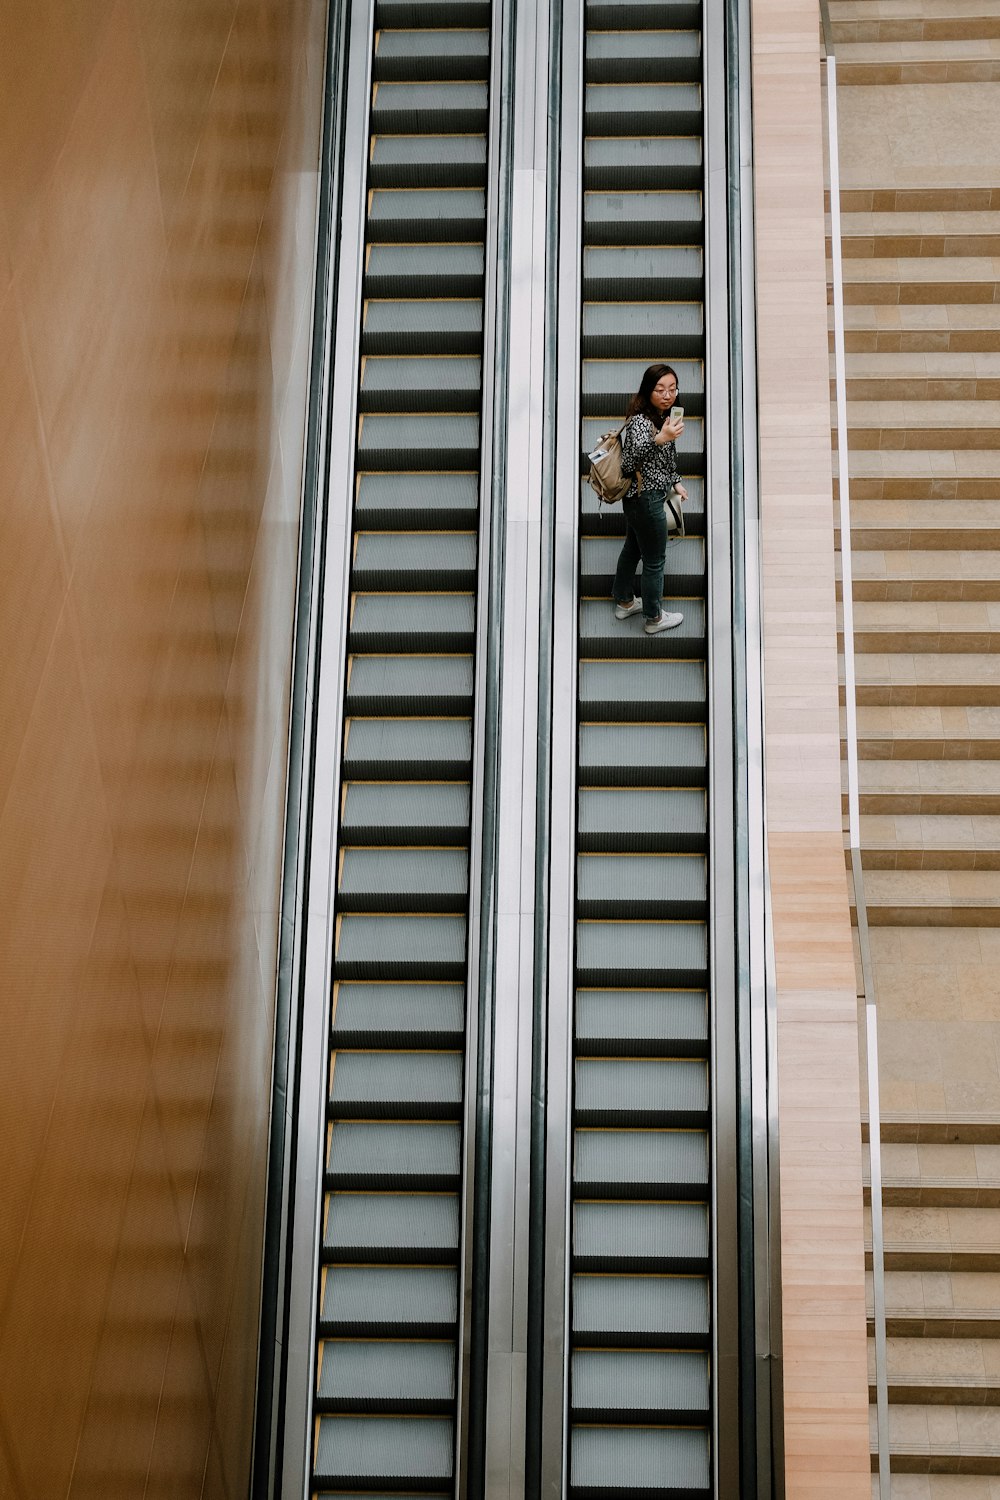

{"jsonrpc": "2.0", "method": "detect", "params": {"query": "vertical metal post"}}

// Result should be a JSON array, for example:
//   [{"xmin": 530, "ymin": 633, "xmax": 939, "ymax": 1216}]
[{"xmin": 823, "ymin": 20, "xmax": 891, "ymax": 1494}]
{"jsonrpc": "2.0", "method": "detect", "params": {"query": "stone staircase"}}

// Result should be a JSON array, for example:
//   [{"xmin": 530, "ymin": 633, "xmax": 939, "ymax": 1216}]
[{"xmin": 828, "ymin": 0, "xmax": 1000, "ymax": 1492}]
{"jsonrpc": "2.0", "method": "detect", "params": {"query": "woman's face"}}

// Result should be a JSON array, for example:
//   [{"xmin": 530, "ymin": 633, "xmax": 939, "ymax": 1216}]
[{"xmin": 650, "ymin": 372, "xmax": 678, "ymax": 412}]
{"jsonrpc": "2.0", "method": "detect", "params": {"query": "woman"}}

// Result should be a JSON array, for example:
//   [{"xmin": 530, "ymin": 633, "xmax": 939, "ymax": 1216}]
[{"xmin": 612, "ymin": 363, "xmax": 688, "ymax": 635}]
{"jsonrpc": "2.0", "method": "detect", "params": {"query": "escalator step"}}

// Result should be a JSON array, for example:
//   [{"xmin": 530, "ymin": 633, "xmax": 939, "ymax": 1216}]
[
  {"xmin": 581, "ymin": 302, "xmax": 702, "ymax": 359},
  {"xmin": 330, "ymin": 1051, "xmax": 463, "ymax": 1118},
  {"xmin": 577, "ymin": 789, "xmax": 706, "ymax": 853},
  {"xmin": 376, "ymin": 0, "xmax": 491, "ymax": 24},
  {"xmin": 573, "ymin": 1129, "xmax": 708, "ymax": 1197},
  {"xmin": 578, "ymin": 662, "xmax": 706, "ymax": 723},
  {"xmin": 576, "ymin": 920, "xmax": 707, "ymax": 988},
  {"xmin": 574, "ymin": 1060, "xmax": 708, "ymax": 1127},
  {"xmin": 575, "ymin": 990, "xmax": 708, "ymax": 1057},
  {"xmin": 317, "ymin": 1340, "xmax": 456, "ymax": 1414},
  {"xmin": 342, "ymin": 783, "xmax": 471, "ymax": 843},
  {"xmin": 333, "ymin": 983, "xmax": 466, "ymax": 1049},
  {"xmin": 314, "ymin": 1414, "xmax": 454, "ymax": 1489},
  {"xmin": 570, "ymin": 1425, "xmax": 710, "ymax": 1498},
  {"xmin": 362, "ymin": 299, "xmax": 483, "ymax": 356},
  {"xmin": 581, "ymin": 351, "xmax": 703, "ymax": 407},
  {"xmin": 350, "ymin": 594, "xmax": 475, "ymax": 654},
  {"xmin": 359, "ymin": 413, "xmax": 480, "ymax": 470},
  {"xmin": 369, "ymin": 188, "xmax": 486, "ymax": 242},
  {"xmin": 583, "ymin": 136, "xmax": 702, "ymax": 192},
  {"xmin": 374, "ymin": 29, "xmax": 490, "ymax": 80},
  {"xmin": 578, "ymin": 479, "xmax": 706, "ymax": 539},
  {"xmin": 328, "ymin": 1122, "xmax": 462, "ymax": 1189},
  {"xmin": 365, "ymin": 246, "xmax": 485, "ymax": 299},
  {"xmin": 580, "ymin": 535, "xmax": 704, "ymax": 594},
  {"xmin": 369, "ymin": 135, "xmax": 488, "ymax": 190},
  {"xmin": 586, "ymin": 0, "xmax": 701, "ymax": 26},
  {"xmin": 573, "ymin": 1201, "xmax": 709, "ymax": 1273},
  {"xmin": 586, "ymin": 31, "xmax": 701, "ymax": 84},
  {"xmin": 321, "ymin": 1265, "xmax": 459, "ymax": 1338},
  {"xmin": 572, "ymin": 1273, "xmax": 710, "ymax": 1347},
  {"xmin": 344, "ymin": 719, "xmax": 472, "ymax": 780},
  {"xmin": 584, "ymin": 191, "xmax": 703, "ymax": 246},
  {"xmin": 346, "ymin": 658, "xmax": 474, "ymax": 717},
  {"xmin": 339, "ymin": 849, "xmax": 469, "ymax": 914},
  {"xmin": 323, "ymin": 1192, "xmax": 460, "ymax": 1262},
  {"xmin": 355, "ymin": 473, "xmax": 480, "ymax": 528},
  {"xmin": 336, "ymin": 914, "xmax": 467, "ymax": 980},
  {"xmin": 371, "ymin": 81, "xmax": 489, "ymax": 133},
  {"xmin": 578, "ymin": 600, "xmax": 706, "ymax": 660},
  {"xmin": 571, "ymin": 1350, "xmax": 710, "ymax": 1423},
  {"xmin": 360, "ymin": 357, "xmax": 483, "ymax": 413},
  {"xmin": 576, "ymin": 853, "xmax": 706, "ymax": 919},
  {"xmin": 354, "ymin": 532, "xmax": 478, "ymax": 589},
  {"xmin": 578, "ymin": 725, "xmax": 705, "ymax": 789},
  {"xmin": 584, "ymin": 82, "xmax": 702, "ymax": 136}
]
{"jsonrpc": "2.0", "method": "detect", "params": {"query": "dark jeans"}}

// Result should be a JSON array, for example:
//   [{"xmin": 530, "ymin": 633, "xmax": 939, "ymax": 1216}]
[{"xmin": 612, "ymin": 490, "xmax": 668, "ymax": 622}]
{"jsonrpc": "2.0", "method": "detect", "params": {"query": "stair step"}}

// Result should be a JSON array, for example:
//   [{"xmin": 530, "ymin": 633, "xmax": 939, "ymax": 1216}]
[
  {"xmin": 572, "ymin": 1273, "xmax": 710, "ymax": 1347},
  {"xmin": 576, "ymin": 853, "xmax": 707, "ymax": 919},
  {"xmin": 577, "ymin": 789, "xmax": 707, "ymax": 853},
  {"xmin": 573, "ymin": 1128, "xmax": 709, "ymax": 1195},
  {"xmin": 314, "ymin": 1414, "xmax": 454, "ymax": 1488},
  {"xmin": 576, "ymin": 920, "xmax": 708, "ymax": 988},
  {"xmin": 332, "ymin": 983, "xmax": 466, "ymax": 1049},
  {"xmin": 571, "ymin": 1350, "xmax": 710, "ymax": 1423},
  {"xmin": 575, "ymin": 990, "xmax": 708, "ymax": 1058},
  {"xmin": 327, "ymin": 1123, "xmax": 462, "ymax": 1189},
  {"xmin": 342, "ymin": 783, "xmax": 471, "ymax": 843},
  {"xmin": 317, "ymin": 1340, "xmax": 455, "ymax": 1414},
  {"xmin": 573, "ymin": 1200, "xmax": 710, "ymax": 1272},
  {"xmin": 343, "ymin": 719, "xmax": 472, "ymax": 780},
  {"xmin": 323, "ymin": 1193, "xmax": 461, "ymax": 1262},
  {"xmin": 329, "ymin": 1052, "xmax": 463, "ymax": 1119},
  {"xmin": 321, "ymin": 1265, "xmax": 458, "ymax": 1337}
]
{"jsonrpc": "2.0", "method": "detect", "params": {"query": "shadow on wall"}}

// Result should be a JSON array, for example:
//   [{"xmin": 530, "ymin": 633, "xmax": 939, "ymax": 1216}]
[{"xmin": 0, "ymin": 2, "xmax": 326, "ymax": 1496}]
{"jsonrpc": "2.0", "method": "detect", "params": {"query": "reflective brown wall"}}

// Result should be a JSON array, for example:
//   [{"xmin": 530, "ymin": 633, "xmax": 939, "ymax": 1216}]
[{"xmin": 0, "ymin": 2, "xmax": 327, "ymax": 1495}]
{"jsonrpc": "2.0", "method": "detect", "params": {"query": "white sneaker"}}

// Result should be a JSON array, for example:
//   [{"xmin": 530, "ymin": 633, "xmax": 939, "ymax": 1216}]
[
  {"xmin": 614, "ymin": 597, "xmax": 643, "ymax": 619},
  {"xmin": 644, "ymin": 611, "xmax": 684, "ymax": 635}
]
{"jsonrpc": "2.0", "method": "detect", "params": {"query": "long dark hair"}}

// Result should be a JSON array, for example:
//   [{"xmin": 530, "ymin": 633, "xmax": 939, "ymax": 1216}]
[{"xmin": 626, "ymin": 363, "xmax": 679, "ymax": 424}]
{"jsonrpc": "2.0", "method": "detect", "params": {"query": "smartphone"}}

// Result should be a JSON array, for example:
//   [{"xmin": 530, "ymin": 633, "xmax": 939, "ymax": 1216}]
[{"xmin": 671, "ymin": 406, "xmax": 685, "ymax": 422}]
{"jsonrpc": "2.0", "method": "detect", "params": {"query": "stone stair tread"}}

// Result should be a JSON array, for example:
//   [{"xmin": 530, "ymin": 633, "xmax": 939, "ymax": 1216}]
[
  {"xmin": 837, "ymin": 257, "xmax": 1000, "ymax": 282},
  {"xmin": 837, "ymin": 214, "xmax": 1000, "ymax": 240},
  {"xmin": 843, "ymin": 303, "xmax": 1000, "ymax": 330},
  {"xmin": 857, "ymin": 704, "xmax": 1000, "ymax": 739},
  {"xmin": 837, "ymin": 350, "xmax": 1000, "ymax": 378},
  {"xmin": 849, "ymin": 760, "xmax": 1000, "ymax": 791},
  {"xmin": 851, "ymin": 552, "xmax": 1000, "ymax": 584},
  {"xmin": 844, "ymin": 401, "xmax": 1000, "ymax": 426},
  {"xmin": 853, "ymin": 652, "xmax": 1000, "ymax": 684},
  {"xmin": 846, "ymin": 451, "xmax": 1000, "ymax": 480},
  {"xmin": 835, "ymin": 39, "xmax": 1000, "ymax": 61},
  {"xmin": 862, "ymin": 1114, "xmax": 1000, "ymax": 1143}
]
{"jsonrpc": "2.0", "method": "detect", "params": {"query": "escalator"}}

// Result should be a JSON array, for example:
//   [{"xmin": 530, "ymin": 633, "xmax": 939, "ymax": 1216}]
[
  {"xmin": 572, "ymin": 0, "xmax": 714, "ymax": 1491},
  {"xmin": 309, "ymin": 0, "xmax": 491, "ymax": 1489},
  {"xmin": 271, "ymin": 0, "xmax": 767, "ymax": 1492}
]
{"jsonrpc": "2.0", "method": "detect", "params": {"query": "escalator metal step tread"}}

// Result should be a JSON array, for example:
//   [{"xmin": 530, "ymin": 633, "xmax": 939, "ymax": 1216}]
[
  {"xmin": 575, "ymin": 1059, "xmax": 708, "ymax": 1123},
  {"xmin": 375, "ymin": 28, "xmax": 490, "ymax": 62},
  {"xmin": 586, "ymin": 29, "xmax": 701, "ymax": 69},
  {"xmin": 342, "ymin": 782, "xmax": 471, "ymax": 841},
  {"xmin": 580, "ymin": 535, "xmax": 703, "ymax": 586},
  {"xmin": 336, "ymin": 914, "xmax": 467, "ymax": 980},
  {"xmin": 330, "ymin": 1051, "xmax": 463, "ymax": 1116},
  {"xmin": 317, "ymin": 1340, "xmax": 456, "ymax": 1411},
  {"xmin": 321, "ymin": 1266, "xmax": 459, "ymax": 1336},
  {"xmin": 578, "ymin": 601, "xmax": 706, "ymax": 659},
  {"xmin": 355, "ymin": 473, "xmax": 479, "ymax": 527},
  {"xmin": 361, "ymin": 356, "xmax": 483, "ymax": 401},
  {"xmin": 350, "ymin": 595, "xmax": 475, "ymax": 653},
  {"xmin": 583, "ymin": 143, "xmax": 702, "ymax": 192},
  {"xmin": 344, "ymin": 719, "xmax": 472, "ymax": 778},
  {"xmin": 585, "ymin": 80, "xmax": 702, "ymax": 116},
  {"xmin": 363, "ymin": 300, "xmax": 483, "ymax": 355},
  {"xmin": 572, "ymin": 1274, "xmax": 710, "ymax": 1343},
  {"xmin": 328, "ymin": 1123, "xmax": 462, "ymax": 1187},
  {"xmin": 372, "ymin": 81, "xmax": 488, "ymax": 112},
  {"xmin": 573, "ymin": 1129, "xmax": 708, "ymax": 1193},
  {"xmin": 576, "ymin": 853, "xmax": 706, "ymax": 918},
  {"xmin": 569, "ymin": 1425, "xmax": 710, "ymax": 1497},
  {"xmin": 579, "ymin": 662, "xmax": 706, "ymax": 723},
  {"xmin": 314, "ymin": 1415, "xmax": 454, "ymax": 1486},
  {"xmin": 371, "ymin": 134, "xmax": 488, "ymax": 166},
  {"xmin": 586, "ymin": 0, "xmax": 701, "ymax": 19},
  {"xmin": 358, "ymin": 414, "xmax": 480, "ymax": 466},
  {"xmin": 346, "ymin": 659, "xmax": 474, "ymax": 717},
  {"xmin": 323, "ymin": 1193, "xmax": 460, "ymax": 1260},
  {"xmin": 578, "ymin": 725, "xmax": 705, "ymax": 788},
  {"xmin": 573, "ymin": 1201, "xmax": 709, "ymax": 1271},
  {"xmin": 369, "ymin": 188, "xmax": 486, "ymax": 235},
  {"xmin": 333, "ymin": 983, "xmax": 466, "ymax": 1048},
  {"xmin": 339, "ymin": 849, "xmax": 469, "ymax": 912},
  {"xmin": 376, "ymin": 0, "xmax": 491, "ymax": 22},
  {"xmin": 365, "ymin": 245, "xmax": 485, "ymax": 299},
  {"xmin": 582, "ymin": 301, "xmax": 702, "ymax": 338},
  {"xmin": 582, "ymin": 352, "xmax": 703, "ymax": 395},
  {"xmin": 576, "ymin": 921, "xmax": 708, "ymax": 988},
  {"xmin": 577, "ymin": 789, "xmax": 706, "ymax": 853},
  {"xmin": 585, "ymin": 189, "xmax": 702, "ymax": 226},
  {"xmin": 575, "ymin": 990, "xmax": 708, "ymax": 1055},
  {"xmin": 571, "ymin": 1350, "xmax": 709, "ymax": 1419},
  {"xmin": 355, "ymin": 530, "xmax": 478, "ymax": 581}
]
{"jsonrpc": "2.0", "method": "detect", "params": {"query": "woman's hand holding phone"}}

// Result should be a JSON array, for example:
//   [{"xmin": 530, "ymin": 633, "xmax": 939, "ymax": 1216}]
[{"xmin": 657, "ymin": 408, "xmax": 684, "ymax": 444}]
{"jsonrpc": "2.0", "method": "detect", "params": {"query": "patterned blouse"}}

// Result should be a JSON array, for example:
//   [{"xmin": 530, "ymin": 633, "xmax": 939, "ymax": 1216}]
[{"xmin": 620, "ymin": 412, "xmax": 681, "ymax": 501}]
